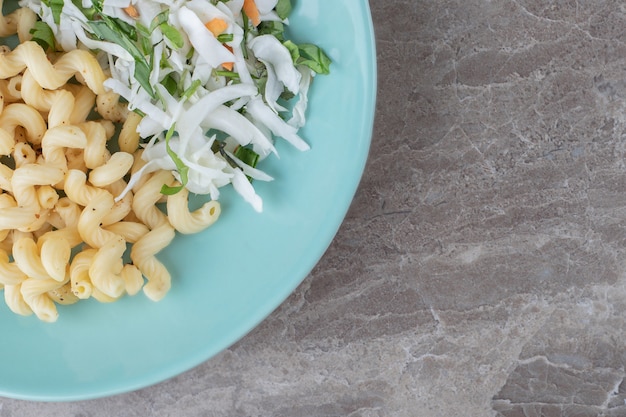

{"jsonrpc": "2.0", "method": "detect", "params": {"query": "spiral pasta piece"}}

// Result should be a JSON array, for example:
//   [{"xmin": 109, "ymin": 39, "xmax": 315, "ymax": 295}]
[
  {"xmin": 131, "ymin": 223, "xmax": 175, "ymax": 301},
  {"xmin": 64, "ymin": 169, "xmax": 109, "ymax": 207},
  {"xmin": 121, "ymin": 264, "xmax": 144, "ymax": 296},
  {"xmin": 101, "ymin": 179, "xmax": 133, "ymax": 226},
  {"xmin": 96, "ymin": 91, "xmax": 128, "ymax": 123},
  {"xmin": 89, "ymin": 152, "xmax": 134, "ymax": 187},
  {"xmin": 0, "ymin": 129, "xmax": 13, "ymax": 156},
  {"xmin": 4, "ymin": 283, "xmax": 32, "ymax": 316},
  {"xmin": 167, "ymin": 188, "xmax": 221, "ymax": 234},
  {"xmin": 37, "ymin": 185, "xmax": 59, "ymax": 209},
  {"xmin": 53, "ymin": 197, "xmax": 82, "ymax": 228},
  {"xmin": 21, "ymin": 69, "xmax": 65, "ymax": 111},
  {"xmin": 0, "ymin": 41, "xmax": 106, "ymax": 94},
  {"xmin": 63, "ymin": 84, "xmax": 97, "ymax": 125},
  {"xmin": 41, "ymin": 125, "xmax": 88, "ymax": 172},
  {"xmin": 78, "ymin": 121, "xmax": 111, "ymax": 169},
  {"xmin": 132, "ymin": 170, "xmax": 175, "ymax": 229},
  {"xmin": 0, "ymin": 206, "xmax": 38, "ymax": 230},
  {"xmin": 39, "ymin": 235, "xmax": 71, "ymax": 282},
  {"xmin": 0, "ymin": 77, "xmax": 22, "ymax": 104},
  {"xmin": 118, "ymin": 111, "xmax": 142, "ymax": 153},
  {"xmin": 37, "ymin": 226, "xmax": 82, "ymax": 249},
  {"xmin": 12, "ymin": 236, "xmax": 50, "ymax": 280},
  {"xmin": 0, "ymin": 102, "xmax": 46, "ymax": 148},
  {"xmin": 0, "ymin": 0, "xmax": 35, "ymax": 42},
  {"xmin": 0, "ymin": 0, "xmax": 19, "ymax": 37},
  {"xmin": 21, "ymin": 70, "xmax": 77, "ymax": 128},
  {"xmin": 77, "ymin": 191, "xmax": 119, "ymax": 248},
  {"xmin": 69, "ymin": 249, "xmax": 95, "ymax": 300},
  {"xmin": 11, "ymin": 164, "xmax": 64, "ymax": 209},
  {"xmin": 104, "ymin": 221, "xmax": 149, "ymax": 243},
  {"xmin": 89, "ymin": 236, "xmax": 126, "ymax": 298},
  {"xmin": 13, "ymin": 142, "xmax": 36, "ymax": 167},
  {"xmin": 20, "ymin": 277, "xmax": 64, "ymax": 322}
]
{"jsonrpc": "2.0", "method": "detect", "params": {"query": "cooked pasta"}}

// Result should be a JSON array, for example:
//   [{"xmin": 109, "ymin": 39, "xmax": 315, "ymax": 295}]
[
  {"xmin": 12, "ymin": 237, "xmax": 50, "ymax": 280},
  {"xmin": 78, "ymin": 121, "xmax": 111, "ymax": 169},
  {"xmin": 89, "ymin": 235, "xmax": 126, "ymax": 299},
  {"xmin": 167, "ymin": 188, "xmax": 221, "ymax": 234},
  {"xmin": 0, "ymin": 249, "xmax": 26, "ymax": 286},
  {"xmin": 0, "ymin": 41, "xmax": 106, "ymax": 93},
  {"xmin": 21, "ymin": 69, "xmax": 76, "ymax": 128},
  {"xmin": 0, "ymin": 102, "xmax": 45, "ymax": 146},
  {"xmin": 4, "ymin": 283, "xmax": 31, "ymax": 316},
  {"xmin": 0, "ymin": 23, "xmax": 222, "ymax": 322},
  {"xmin": 39, "ymin": 235, "xmax": 71, "ymax": 281},
  {"xmin": 131, "ymin": 223, "xmax": 176, "ymax": 302},
  {"xmin": 118, "ymin": 111, "xmax": 142, "ymax": 153},
  {"xmin": 132, "ymin": 170, "xmax": 174, "ymax": 229},
  {"xmin": 77, "ymin": 191, "xmax": 119, "ymax": 249},
  {"xmin": 88, "ymin": 152, "xmax": 134, "ymax": 187},
  {"xmin": 0, "ymin": 207, "xmax": 37, "ymax": 230},
  {"xmin": 20, "ymin": 276, "xmax": 66, "ymax": 321},
  {"xmin": 52, "ymin": 198, "xmax": 82, "ymax": 228},
  {"xmin": 11, "ymin": 164, "xmax": 65, "ymax": 208},
  {"xmin": 69, "ymin": 249, "xmax": 95, "ymax": 300},
  {"xmin": 41, "ymin": 125, "xmax": 87, "ymax": 171},
  {"xmin": 96, "ymin": 91, "xmax": 128, "ymax": 123},
  {"xmin": 104, "ymin": 221, "xmax": 149, "ymax": 243},
  {"xmin": 47, "ymin": 282, "xmax": 79, "ymax": 305}
]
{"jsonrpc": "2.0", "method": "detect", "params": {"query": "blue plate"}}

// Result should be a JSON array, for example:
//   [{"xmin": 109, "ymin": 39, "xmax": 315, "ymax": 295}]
[{"xmin": 0, "ymin": 0, "xmax": 376, "ymax": 401}]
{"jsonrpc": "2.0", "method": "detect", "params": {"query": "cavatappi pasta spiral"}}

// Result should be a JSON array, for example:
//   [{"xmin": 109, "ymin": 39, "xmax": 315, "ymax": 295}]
[{"xmin": 0, "ymin": 15, "xmax": 221, "ymax": 322}]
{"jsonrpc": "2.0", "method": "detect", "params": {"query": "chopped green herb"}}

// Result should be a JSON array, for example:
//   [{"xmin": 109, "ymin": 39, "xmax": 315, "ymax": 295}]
[
  {"xmin": 258, "ymin": 21, "xmax": 285, "ymax": 41},
  {"xmin": 296, "ymin": 43, "xmax": 332, "ymax": 75},
  {"xmin": 234, "ymin": 146, "xmax": 259, "ymax": 168},
  {"xmin": 161, "ymin": 74, "xmax": 178, "ymax": 96},
  {"xmin": 182, "ymin": 79, "xmax": 202, "ymax": 100},
  {"xmin": 282, "ymin": 40, "xmax": 299, "ymax": 62},
  {"xmin": 241, "ymin": 9, "xmax": 249, "ymax": 59},
  {"xmin": 132, "ymin": 108, "xmax": 146, "ymax": 118},
  {"xmin": 216, "ymin": 33, "xmax": 234, "ymax": 43},
  {"xmin": 150, "ymin": 10, "xmax": 170, "ymax": 32},
  {"xmin": 140, "ymin": 37, "xmax": 152, "ymax": 56},
  {"xmin": 214, "ymin": 70, "xmax": 240, "ymax": 79},
  {"xmin": 160, "ymin": 124, "xmax": 189, "ymax": 195},
  {"xmin": 160, "ymin": 23, "xmax": 184, "ymax": 49},
  {"xmin": 111, "ymin": 16, "xmax": 137, "ymax": 41},
  {"xmin": 275, "ymin": 0, "xmax": 292, "ymax": 20},
  {"xmin": 232, "ymin": 146, "xmax": 260, "ymax": 181},
  {"xmin": 86, "ymin": 20, "xmax": 155, "ymax": 97},
  {"xmin": 135, "ymin": 22, "xmax": 150, "ymax": 37},
  {"xmin": 71, "ymin": 0, "xmax": 96, "ymax": 19},
  {"xmin": 29, "ymin": 21, "xmax": 55, "ymax": 51},
  {"xmin": 42, "ymin": 0, "xmax": 64, "ymax": 24}
]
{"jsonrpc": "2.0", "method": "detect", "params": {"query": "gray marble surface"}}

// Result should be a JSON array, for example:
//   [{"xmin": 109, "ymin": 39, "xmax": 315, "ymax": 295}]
[{"xmin": 6, "ymin": 0, "xmax": 626, "ymax": 416}]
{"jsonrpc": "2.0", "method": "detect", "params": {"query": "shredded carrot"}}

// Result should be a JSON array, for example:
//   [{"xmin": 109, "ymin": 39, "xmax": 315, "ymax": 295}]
[
  {"xmin": 123, "ymin": 5, "xmax": 139, "ymax": 18},
  {"xmin": 204, "ymin": 18, "xmax": 229, "ymax": 37},
  {"xmin": 242, "ymin": 0, "xmax": 261, "ymax": 27},
  {"xmin": 222, "ymin": 45, "xmax": 234, "ymax": 71}
]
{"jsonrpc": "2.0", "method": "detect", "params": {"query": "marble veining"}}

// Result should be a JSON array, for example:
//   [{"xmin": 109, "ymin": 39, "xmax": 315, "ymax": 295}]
[{"xmin": 5, "ymin": 0, "xmax": 626, "ymax": 416}]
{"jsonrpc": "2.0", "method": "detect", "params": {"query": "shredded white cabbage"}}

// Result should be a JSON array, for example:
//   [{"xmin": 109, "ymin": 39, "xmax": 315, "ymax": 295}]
[{"xmin": 20, "ymin": 0, "xmax": 326, "ymax": 212}]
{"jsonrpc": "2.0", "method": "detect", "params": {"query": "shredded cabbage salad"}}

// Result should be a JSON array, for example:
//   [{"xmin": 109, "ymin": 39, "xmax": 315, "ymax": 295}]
[{"xmin": 20, "ymin": 0, "xmax": 331, "ymax": 212}]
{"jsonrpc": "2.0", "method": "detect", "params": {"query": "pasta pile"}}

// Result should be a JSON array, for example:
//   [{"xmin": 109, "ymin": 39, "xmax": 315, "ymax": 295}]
[{"xmin": 0, "ymin": 10, "xmax": 220, "ymax": 322}]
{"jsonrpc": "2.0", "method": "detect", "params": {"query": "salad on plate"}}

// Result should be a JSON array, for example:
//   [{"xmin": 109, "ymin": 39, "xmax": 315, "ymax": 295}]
[{"xmin": 19, "ymin": 0, "xmax": 331, "ymax": 211}]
